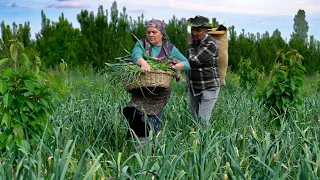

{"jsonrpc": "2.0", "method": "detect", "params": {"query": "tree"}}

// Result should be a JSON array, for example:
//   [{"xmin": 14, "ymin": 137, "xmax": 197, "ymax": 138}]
[
  {"xmin": 228, "ymin": 25, "xmax": 241, "ymax": 71},
  {"xmin": 0, "ymin": 21, "xmax": 33, "ymax": 59},
  {"xmin": 292, "ymin": 9, "xmax": 309, "ymax": 42},
  {"xmin": 211, "ymin": 18, "xmax": 219, "ymax": 27},
  {"xmin": 166, "ymin": 16, "xmax": 188, "ymax": 54}
]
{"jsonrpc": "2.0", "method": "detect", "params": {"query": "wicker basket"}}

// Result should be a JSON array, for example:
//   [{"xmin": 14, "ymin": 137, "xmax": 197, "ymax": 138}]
[{"xmin": 124, "ymin": 69, "xmax": 175, "ymax": 92}]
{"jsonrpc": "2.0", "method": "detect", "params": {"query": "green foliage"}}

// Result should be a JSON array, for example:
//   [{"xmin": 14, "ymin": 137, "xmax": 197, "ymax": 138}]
[
  {"xmin": 0, "ymin": 40, "xmax": 61, "ymax": 156},
  {"xmin": 315, "ymin": 72, "xmax": 320, "ymax": 92},
  {"xmin": 292, "ymin": 9, "xmax": 309, "ymax": 42},
  {"xmin": 255, "ymin": 49, "xmax": 306, "ymax": 120},
  {"xmin": 0, "ymin": 66, "xmax": 319, "ymax": 179},
  {"xmin": 166, "ymin": 16, "xmax": 188, "ymax": 54},
  {"xmin": 0, "ymin": 21, "xmax": 34, "ymax": 60},
  {"xmin": 238, "ymin": 57, "xmax": 259, "ymax": 90},
  {"xmin": 35, "ymin": 11, "xmax": 80, "ymax": 68},
  {"xmin": 2, "ymin": 4, "xmax": 320, "ymax": 75}
]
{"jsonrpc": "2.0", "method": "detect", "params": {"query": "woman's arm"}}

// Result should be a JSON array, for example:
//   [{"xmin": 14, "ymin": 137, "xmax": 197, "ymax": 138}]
[
  {"xmin": 171, "ymin": 46, "xmax": 190, "ymax": 71},
  {"xmin": 136, "ymin": 58, "xmax": 151, "ymax": 72},
  {"xmin": 131, "ymin": 41, "xmax": 151, "ymax": 72}
]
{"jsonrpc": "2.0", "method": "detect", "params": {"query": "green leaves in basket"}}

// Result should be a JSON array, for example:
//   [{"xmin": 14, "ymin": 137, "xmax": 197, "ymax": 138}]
[
  {"xmin": 105, "ymin": 34, "xmax": 178, "ymax": 90},
  {"xmin": 105, "ymin": 61, "xmax": 141, "ymax": 85}
]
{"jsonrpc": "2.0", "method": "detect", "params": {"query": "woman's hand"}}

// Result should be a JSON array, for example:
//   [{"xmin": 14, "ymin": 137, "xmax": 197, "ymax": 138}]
[
  {"xmin": 141, "ymin": 61, "xmax": 151, "ymax": 72},
  {"xmin": 169, "ymin": 59, "xmax": 184, "ymax": 71},
  {"xmin": 136, "ymin": 58, "xmax": 151, "ymax": 72}
]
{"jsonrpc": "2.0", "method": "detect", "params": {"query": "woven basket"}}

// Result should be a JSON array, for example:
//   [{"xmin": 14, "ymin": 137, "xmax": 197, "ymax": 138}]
[{"xmin": 125, "ymin": 69, "xmax": 175, "ymax": 92}]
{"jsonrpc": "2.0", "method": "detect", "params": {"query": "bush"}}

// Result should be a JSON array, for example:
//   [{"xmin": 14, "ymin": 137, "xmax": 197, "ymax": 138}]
[
  {"xmin": 255, "ymin": 49, "xmax": 306, "ymax": 122},
  {"xmin": 0, "ymin": 40, "xmax": 62, "ymax": 157}
]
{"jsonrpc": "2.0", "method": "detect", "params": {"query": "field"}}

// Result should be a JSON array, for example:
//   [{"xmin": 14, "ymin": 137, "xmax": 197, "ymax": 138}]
[{"xmin": 1, "ymin": 67, "xmax": 320, "ymax": 179}]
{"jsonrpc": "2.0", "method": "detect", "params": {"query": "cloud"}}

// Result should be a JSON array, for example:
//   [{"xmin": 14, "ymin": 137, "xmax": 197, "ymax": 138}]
[
  {"xmin": 120, "ymin": 0, "xmax": 320, "ymax": 17},
  {"xmin": 10, "ymin": 3, "xmax": 17, "ymax": 7},
  {"xmin": 0, "ymin": 0, "xmax": 10, "ymax": 7},
  {"xmin": 126, "ymin": 9, "xmax": 146, "ymax": 14},
  {"xmin": 48, "ymin": 1, "xmax": 90, "ymax": 9},
  {"xmin": 249, "ymin": 19, "xmax": 265, "ymax": 24}
]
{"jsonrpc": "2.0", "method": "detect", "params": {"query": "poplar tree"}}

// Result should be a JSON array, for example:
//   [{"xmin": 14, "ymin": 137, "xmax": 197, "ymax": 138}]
[{"xmin": 292, "ymin": 9, "xmax": 309, "ymax": 42}]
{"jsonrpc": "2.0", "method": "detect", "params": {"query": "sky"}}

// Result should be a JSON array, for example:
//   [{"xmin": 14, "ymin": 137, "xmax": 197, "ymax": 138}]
[{"xmin": 0, "ymin": 0, "xmax": 320, "ymax": 41}]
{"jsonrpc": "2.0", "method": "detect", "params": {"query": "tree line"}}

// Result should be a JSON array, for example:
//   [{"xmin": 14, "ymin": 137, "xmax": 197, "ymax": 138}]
[{"xmin": 0, "ymin": 2, "xmax": 319, "ymax": 74}]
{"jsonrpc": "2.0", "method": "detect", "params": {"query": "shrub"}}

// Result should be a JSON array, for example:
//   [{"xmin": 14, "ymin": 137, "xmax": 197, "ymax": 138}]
[
  {"xmin": 255, "ymin": 49, "xmax": 306, "ymax": 121},
  {"xmin": 0, "ymin": 40, "xmax": 62, "ymax": 156},
  {"xmin": 238, "ymin": 57, "xmax": 259, "ymax": 90}
]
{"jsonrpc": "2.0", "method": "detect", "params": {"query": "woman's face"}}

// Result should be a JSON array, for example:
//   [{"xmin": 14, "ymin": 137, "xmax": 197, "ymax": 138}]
[{"xmin": 146, "ymin": 27, "xmax": 162, "ymax": 46}]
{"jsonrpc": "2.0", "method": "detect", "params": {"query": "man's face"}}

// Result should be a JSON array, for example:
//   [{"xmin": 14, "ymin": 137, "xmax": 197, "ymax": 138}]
[{"xmin": 191, "ymin": 27, "xmax": 207, "ymax": 42}]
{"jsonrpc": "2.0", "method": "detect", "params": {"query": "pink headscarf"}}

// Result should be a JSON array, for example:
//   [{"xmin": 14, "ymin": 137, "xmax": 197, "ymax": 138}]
[{"xmin": 147, "ymin": 19, "xmax": 169, "ymax": 41}]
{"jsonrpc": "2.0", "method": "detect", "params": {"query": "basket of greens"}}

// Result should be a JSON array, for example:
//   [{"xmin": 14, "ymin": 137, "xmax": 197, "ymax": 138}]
[
  {"xmin": 106, "ymin": 57, "xmax": 175, "ymax": 92},
  {"xmin": 105, "ymin": 34, "xmax": 177, "ymax": 92}
]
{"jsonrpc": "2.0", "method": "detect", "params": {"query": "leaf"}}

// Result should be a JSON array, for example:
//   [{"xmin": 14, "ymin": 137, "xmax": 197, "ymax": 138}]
[
  {"xmin": 40, "ymin": 98, "xmax": 49, "ymax": 107},
  {"xmin": 20, "ymin": 113, "xmax": 29, "ymax": 122},
  {"xmin": 18, "ymin": 42, "xmax": 25, "ymax": 52},
  {"xmin": 274, "ymin": 89, "xmax": 282, "ymax": 96},
  {"xmin": 6, "ymin": 135, "xmax": 14, "ymax": 148},
  {"xmin": 18, "ymin": 66, "xmax": 27, "ymax": 74},
  {"xmin": 276, "ymin": 100, "xmax": 283, "ymax": 109},
  {"xmin": 24, "ymin": 59, "xmax": 32, "ymax": 69},
  {"xmin": 35, "ymin": 55, "xmax": 41, "ymax": 66},
  {"xmin": 289, "ymin": 58, "xmax": 294, "ymax": 66},
  {"xmin": 2, "ymin": 67, "xmax": 14, "ymax": 78},
  {"xmin": 271, "ymin": 76, "xmax": 278, "ymax": 83},
  {"xmin": 10, "ymin": 44, "xmax": 18, "ymax": 61},
  {"xmin": 16, "ymin": 94, "xmax": 26, "ymax": 104},
  {"xmin": 35, "ymin": 114, "xmax": 47, "ymax": 125},
  {"xmin": 266, "ymin": 88, "xmax": 273, "ymax": 98},
  {"xmin": 24, "ymin": 80, "xmax": 40, "ymax": 93},
  {"xmin": 290, "ymin": 78, "xmax": 296, "ymax": 91},
  {"xmin": 3, "ymin": 92, "xmax": 13, "ymax": 107},
  {"xmin": 35, "ymin": 66, "xmax": 40, "ymax": 74},
  {"xmin": 0, "ymin": 58, "xmax": 10, "ymax": 67},
  {"xmin": 13, "ymin": 124, "xmax": 24, "ymax": 137},
  {"xmin": 279, "ymin": 84, "xmax": 285, "ymax": 92},
  {"xmin": 26, "ymin": 101, "xmax": 34, "ymax": 110},
  {"xmin": 0, "ymin": 79, "xmax": 8, "ymax": 95},
  {"xmin": 2, "ymin": 112, "xmax": 11, "ymax": 125}
]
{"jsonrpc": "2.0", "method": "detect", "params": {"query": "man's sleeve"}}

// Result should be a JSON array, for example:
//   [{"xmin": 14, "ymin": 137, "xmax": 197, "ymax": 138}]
[{"xmin": 187, "ymin": 42, "xmax": 218, "ymax": 67}]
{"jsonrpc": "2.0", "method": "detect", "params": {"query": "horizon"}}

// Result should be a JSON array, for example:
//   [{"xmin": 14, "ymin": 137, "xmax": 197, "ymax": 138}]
[{"xmin": 0, "ymin": 0, "xmax": 319, "ymax": 41}]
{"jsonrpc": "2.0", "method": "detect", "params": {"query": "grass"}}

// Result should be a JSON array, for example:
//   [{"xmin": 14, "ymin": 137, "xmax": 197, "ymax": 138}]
[{"xmin": 0, "ymin": 67, "xmax": 319, "ymax": 179}]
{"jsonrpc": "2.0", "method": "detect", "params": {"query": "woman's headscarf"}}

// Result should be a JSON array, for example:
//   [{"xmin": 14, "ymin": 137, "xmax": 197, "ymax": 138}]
[
  {"xmin": 147, "ymin": 19, "xmax": 169, "ymax": 41},
  {"xmin": 145, "ymin": 19, "xmax": 171, "ymax": 57}
]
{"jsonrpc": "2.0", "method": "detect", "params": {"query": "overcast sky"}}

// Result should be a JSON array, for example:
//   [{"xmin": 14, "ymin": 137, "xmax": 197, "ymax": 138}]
[{"xmin": 1, "ymin": 0, "xmax": 319, "ymax": 41}]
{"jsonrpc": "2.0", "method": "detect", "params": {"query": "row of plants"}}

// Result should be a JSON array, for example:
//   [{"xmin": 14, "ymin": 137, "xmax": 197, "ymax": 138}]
[
  {"xmin": 0, "ymin": 67, "xmax": 319, "ymax": 179},
  {"xmin": 0, "ymin": 40, "xmax": 319, "ymax": 179}
]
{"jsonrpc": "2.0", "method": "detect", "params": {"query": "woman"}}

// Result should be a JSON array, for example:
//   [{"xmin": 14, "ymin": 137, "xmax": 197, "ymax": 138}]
[{"xmin": 123, "ymin": 19, "xmax": 190, "ymax": 146}]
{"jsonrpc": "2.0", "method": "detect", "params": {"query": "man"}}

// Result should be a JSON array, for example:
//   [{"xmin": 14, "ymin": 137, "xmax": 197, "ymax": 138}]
[{"xmin": 186, "ymin": 15, "xmax": 220, "ymax": 128}]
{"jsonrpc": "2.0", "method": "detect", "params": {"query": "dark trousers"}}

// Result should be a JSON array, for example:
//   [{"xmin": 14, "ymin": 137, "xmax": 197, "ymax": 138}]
[{"xmin": 123, "ymin": 107, "xmax": 162, "ymax": 137}]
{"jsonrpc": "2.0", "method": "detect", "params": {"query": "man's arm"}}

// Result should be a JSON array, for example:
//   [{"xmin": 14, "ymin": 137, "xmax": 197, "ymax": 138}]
[{"xmin": 187, "ymin": 38, "xmax": 218, "ymax": 67}]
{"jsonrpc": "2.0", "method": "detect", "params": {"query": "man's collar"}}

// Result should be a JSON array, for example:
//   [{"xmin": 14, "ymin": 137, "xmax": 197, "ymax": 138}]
[{"xmin": 201, "ymin": 34, "xmax": 208, "ymax": 43}]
